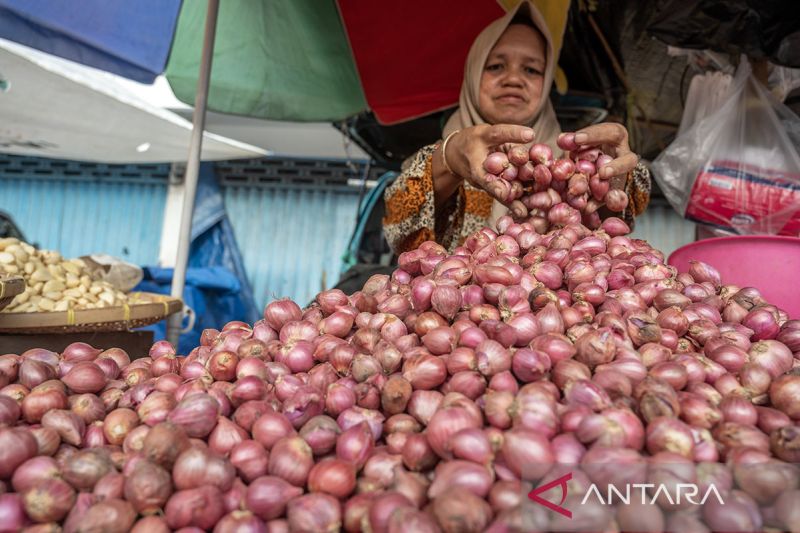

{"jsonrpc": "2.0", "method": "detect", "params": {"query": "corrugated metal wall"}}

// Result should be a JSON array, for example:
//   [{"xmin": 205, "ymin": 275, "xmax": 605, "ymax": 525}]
[
  {"xmin": 223, "ymin": 187, "xmax": 360, "ymax": 307},
  {"xmin": 215, "ymin": 158, "xmax": 375, "ymax": 308},
  {"xmin": 0, "ymin": 156, "xmax": 168, "ymax": 265},
  {"xmin": 630, "ymin": 198, "xmax": 696, "ymax": 258}
]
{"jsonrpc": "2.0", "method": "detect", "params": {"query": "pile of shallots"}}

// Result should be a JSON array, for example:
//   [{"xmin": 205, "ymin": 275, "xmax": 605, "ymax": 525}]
[
  {"xmin": 1, "ymin": 183, "xmax": 800, "ymax": 531},
  {"xmin": 483, "ymin": 132, "xmax": 628, "ymax": 231}
]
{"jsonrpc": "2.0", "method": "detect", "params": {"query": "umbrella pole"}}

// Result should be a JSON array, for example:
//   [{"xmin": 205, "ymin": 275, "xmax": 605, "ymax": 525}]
[{"xmin": 166, "ymin": 0, "xmax": 220, "ymax": 347}]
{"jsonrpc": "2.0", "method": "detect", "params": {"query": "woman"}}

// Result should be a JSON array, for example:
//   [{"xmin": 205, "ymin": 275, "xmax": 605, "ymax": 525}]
[{"xmin": 383, "ymin": 1, "xmax": 651, "ymax": 255}]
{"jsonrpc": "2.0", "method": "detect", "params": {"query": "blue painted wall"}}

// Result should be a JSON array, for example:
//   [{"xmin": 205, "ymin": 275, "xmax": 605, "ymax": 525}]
[
  {"xmin": 0, "ymin": 156, "xmax": 168, "ymax": 265},
  {"xmin": 223, "ymin": 186, "xmax": 359, "ymax": 308}
]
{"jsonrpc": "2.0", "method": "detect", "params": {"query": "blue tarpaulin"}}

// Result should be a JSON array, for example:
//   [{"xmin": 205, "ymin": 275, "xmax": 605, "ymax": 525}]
[
  {"xmin": 0, "ymin": 0, "xmax": 180, "ymax": 83},
  {"xmin": 135, "ymin": 162, "xmax": 260, "ymax": 354},
  {"xmin": 189, "ymin": 163, "xmax": 259, "ymax": 324}
]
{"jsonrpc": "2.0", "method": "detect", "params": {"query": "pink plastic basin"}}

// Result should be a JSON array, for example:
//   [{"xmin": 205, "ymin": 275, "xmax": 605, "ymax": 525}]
[{"xmin": 668, "ymin": 235, "xmax": 800, "ymax": 319}]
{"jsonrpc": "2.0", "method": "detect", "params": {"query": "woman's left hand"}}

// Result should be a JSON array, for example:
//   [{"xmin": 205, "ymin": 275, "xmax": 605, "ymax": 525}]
[{"xmin": 572, "ymin": 123, "xmax": 638, "ymax": 189}]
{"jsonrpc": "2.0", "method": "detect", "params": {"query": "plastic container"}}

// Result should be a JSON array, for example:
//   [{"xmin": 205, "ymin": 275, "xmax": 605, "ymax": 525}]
[{"xmin": 668, "ymin": 236, "xmax": 800, "ymax": 319}]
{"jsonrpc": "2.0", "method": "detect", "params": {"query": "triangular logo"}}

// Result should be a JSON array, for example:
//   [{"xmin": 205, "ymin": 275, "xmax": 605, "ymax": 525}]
[{"xmin": 528, "ymin": 471, "xmax": 572, "ymax": 518}]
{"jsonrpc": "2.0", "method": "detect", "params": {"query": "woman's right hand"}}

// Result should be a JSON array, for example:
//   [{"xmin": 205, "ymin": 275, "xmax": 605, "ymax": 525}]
[{"xmin": 433, "ymin": 124, "xmax": 535, "ymax": 217}]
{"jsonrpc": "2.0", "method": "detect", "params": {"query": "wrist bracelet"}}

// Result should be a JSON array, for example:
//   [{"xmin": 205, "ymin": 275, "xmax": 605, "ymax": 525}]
[{"xmin": 441, "ymin": 129, "xmax": 460, "ymax": 176}]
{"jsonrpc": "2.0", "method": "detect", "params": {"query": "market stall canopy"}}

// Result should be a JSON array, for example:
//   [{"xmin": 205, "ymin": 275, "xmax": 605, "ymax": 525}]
[
  {"xmin": 0, "ymin": 39, "xmax": 267, "ymax": 163},
  {"xmin": 172, "ymin": 111, "xmax": 370, "ymax": 161},
  {"xmin": 122, "ymin": 78, "xmax": 370, "ymax": 160}
]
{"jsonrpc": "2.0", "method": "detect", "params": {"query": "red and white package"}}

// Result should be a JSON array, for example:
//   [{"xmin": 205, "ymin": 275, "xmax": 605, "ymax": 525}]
[{"xmin": 685, "ymin": 161, "xmax": 800, "ymax": 236}]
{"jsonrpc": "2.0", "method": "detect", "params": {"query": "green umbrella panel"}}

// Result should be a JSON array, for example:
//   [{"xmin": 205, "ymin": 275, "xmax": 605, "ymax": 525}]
[{"xmin": 165, "ymin": 0, "xmax": 367, "ymax": 122}]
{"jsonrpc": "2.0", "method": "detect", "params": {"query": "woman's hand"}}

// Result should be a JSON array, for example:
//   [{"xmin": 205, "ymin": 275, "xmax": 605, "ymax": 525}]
[
  {"xmin": 433, "ymin": 123, "xmax": 534, "ymax": 216},
  {"xmin": 572, "ymin": 122, "xmax": 639, "ymax": 190}
]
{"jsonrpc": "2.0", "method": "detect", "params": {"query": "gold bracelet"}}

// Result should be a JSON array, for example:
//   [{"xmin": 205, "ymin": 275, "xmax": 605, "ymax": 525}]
[{"xmin": 441, "ymin": 129, "xmax": 460, "ymax": 176}]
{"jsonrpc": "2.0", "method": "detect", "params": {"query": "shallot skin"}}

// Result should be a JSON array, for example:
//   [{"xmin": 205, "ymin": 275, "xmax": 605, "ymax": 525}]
[{"xmin": 0, "ymin": 137, "xmax": 798, "ymax": 533}]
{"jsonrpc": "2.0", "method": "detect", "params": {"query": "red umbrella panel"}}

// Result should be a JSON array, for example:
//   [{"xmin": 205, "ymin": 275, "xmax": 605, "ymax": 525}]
[{"xmin": 336, "ymin": 0, "xmax": 570, "ymax": 125}]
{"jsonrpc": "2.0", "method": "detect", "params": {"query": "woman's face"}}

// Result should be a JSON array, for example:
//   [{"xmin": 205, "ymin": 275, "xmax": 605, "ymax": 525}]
[{"xmin": 478, "ymin": 24, "xmax": 546, "ymax": 126}]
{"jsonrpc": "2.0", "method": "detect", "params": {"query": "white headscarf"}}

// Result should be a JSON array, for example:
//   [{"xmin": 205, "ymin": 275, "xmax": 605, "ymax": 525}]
[{"xmin": 442, "ymin": 1, "xmax": 562, "ymax": 225}]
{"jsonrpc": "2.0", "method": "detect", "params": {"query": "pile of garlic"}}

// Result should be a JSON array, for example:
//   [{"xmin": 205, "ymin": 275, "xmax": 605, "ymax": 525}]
[{"xmin": 0, "ymin": 238, "xmax": 128, "ymax": 313}]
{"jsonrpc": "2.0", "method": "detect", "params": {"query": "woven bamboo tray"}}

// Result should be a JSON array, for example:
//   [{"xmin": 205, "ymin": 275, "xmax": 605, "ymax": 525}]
[
  {"xmin": 0, "ymin": 292, "xmax": 182, "ymax": 334},
  {"xmin": 0, "ymin": 276, "xmax": 25, "ymax": 312}
]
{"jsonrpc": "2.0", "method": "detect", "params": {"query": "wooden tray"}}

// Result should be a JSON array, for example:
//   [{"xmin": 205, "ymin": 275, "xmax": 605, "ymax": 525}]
[
  {"xmin": 0, "ymin": 292, "xmax": 182, "ymax": 334},
  {"xmin": 0, "ymin": 276, "xmax": 25, "ymax": 312}
]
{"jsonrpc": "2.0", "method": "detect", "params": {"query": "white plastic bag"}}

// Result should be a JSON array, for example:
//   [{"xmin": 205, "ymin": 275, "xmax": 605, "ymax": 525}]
[
  {"xmin": 653, "ymin": 58, "xmax": 800, "ymax": 236},
  {"xmin": 79, "ymin": 254, "xmax": 144, "ymax": 292},
  {"xmin": 677, "ymin": 71, "xmax": 732, "ymax": 136}
]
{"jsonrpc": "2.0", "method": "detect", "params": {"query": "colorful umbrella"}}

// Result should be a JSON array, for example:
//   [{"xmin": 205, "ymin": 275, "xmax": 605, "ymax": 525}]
[
  {"xmin": 0, "ymin": 0, "xmax": 569, "ymax": 123},
  {"xmin": 165, "ymin": 0, "xmax": 568, "ymax": 124}
]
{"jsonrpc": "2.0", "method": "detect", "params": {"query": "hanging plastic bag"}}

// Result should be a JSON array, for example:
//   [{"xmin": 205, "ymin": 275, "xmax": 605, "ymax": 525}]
[
  {"xmin": 652, "ymin": 58, "xmax": 800, "ymax": 236},
  {"xmin": 676, "ymin": 70, "xmax": 733, "ymax": 136}
]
